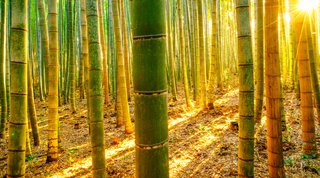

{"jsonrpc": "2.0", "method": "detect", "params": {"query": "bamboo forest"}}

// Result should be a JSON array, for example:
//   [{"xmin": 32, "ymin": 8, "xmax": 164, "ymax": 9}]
[{"xmin": 1, "ymin": 0, "xmax": 320, "ymax": 177}]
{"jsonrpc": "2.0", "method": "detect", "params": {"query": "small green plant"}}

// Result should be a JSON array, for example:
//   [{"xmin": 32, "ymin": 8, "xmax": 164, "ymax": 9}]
[
  {"xmin": 301, "ymin": 153, "xmax": 317, "ymax": 159},
  {"xmin": 67, "ymin": 148, "xmax": 78, "ymax": 153},
  {"xmin": 26, "ymin": 155, "xmax": 35, "ymax": 161},
  {"xmin": 284, "ymin": 157, "xmax": 294, "ymax": 166}
]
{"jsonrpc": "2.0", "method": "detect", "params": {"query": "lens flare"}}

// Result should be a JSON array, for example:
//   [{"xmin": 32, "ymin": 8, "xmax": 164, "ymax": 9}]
[{"xmin": 298, "ymin": 0, "xmax": 319, "ymax": 12}]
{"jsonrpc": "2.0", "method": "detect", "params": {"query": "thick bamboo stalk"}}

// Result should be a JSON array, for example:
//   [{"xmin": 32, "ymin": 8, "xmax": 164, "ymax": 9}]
[
  {"xmin": 293, "ymin": 2, "xmax": 317, "ymax": 157},
  {"xmin": 46, "ymin": 0, "xmax": 59, "ymax": 162},
  {"xmin": 265, "ymin": 0, "xmax": 285, "ymax": 176},
  {"xmin": 235, "ymin": 0, "xmax": 254, "ymax": 176},
  {"xmin": 7, "ymin": 0, "xmax": 28, "ymax": 176},
  {"xmin": 132, "ymin": 0, "xmax": 169, "ymax": 177}
]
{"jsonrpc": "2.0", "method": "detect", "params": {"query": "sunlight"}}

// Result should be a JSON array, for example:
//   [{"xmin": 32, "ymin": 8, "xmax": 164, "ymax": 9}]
[
  {"xmin": 51, "ymin": 139, "xmax": 135, "ymax": 177},
  {"xmin": 168, "ymin": 108, "xmax": 201, "ymax": 129},
  {"xmin": 298, "ymin": 0, "xmax": 319, "ymax": 12},
  {"xmin": 284, "ymin": 12, "xmax": 290, "ymax": 22}
]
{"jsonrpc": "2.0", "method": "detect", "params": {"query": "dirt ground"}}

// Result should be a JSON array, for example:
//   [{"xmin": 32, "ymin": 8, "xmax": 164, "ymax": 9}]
[{"xmin": 0, "ymin": 85, "xmax": 319, "ymax": 177}]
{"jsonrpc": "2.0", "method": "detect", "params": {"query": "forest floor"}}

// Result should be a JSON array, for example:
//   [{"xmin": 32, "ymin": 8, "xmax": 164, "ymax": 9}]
[{"xmin": 0, "ymin": 83, "xmax": 320, "ymax": 177}]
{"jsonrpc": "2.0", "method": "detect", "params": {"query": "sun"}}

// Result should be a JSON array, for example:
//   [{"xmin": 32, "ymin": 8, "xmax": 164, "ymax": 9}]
[{"xmin": 298, "ymin": 0, "xmax": 319, "ymax": 12}]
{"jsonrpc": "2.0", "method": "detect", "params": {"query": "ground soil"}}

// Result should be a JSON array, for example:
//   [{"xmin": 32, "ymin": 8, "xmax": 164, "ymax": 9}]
[{"xmin": 0, "ymin": 85, "xmax": 319, "ymax": 177}]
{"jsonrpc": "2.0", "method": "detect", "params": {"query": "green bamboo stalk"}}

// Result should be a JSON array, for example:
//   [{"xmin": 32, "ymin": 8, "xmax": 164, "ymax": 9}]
[
  {"xmin": 69, "ymin": 0, "xmax": 76, "ymax": 113},
  {"xmin": 28, "ymin": 59, "xmax": 40, "ymax": 146},
  {"xmin": 86, "ymin": 0, "xmax": 107, "ymax": 176},
  {"xmin": 0, "ymin": 0, "xmax": 7, "ymax": 139},
  {"xmin": 236, "ymin": 0, "xmax": 254, "ymax": 176},
  {"xmin": 98, "ymin": 0, "xmax": 110, "ymax": 104},
  {"xmin": 132, "ymin": 0, "xmax": 169, "ymax": 177},
  {"xmin": 38, "ymin": 0, "xmax": 49, "ymax": 95},
  {"xmin": 26, "ymin": 121, "xmax": 32, "ymax": 158},
  {"xmin": 308, "ymin": 12, "xmax": 320, "ymax": 125},
  {"xmin": 254, "ymin": 0, "xmax": 264, "ymax": 123},
  {"xmin": 167, "ymin": 0, "xmax": 177, "ymax": 101},
  {"xmin": 178, "ymin": 0, "xmax": 191, "ymax": 107},
  {"xmin": 7, "ymin": 0, "xmax": 28, "ymax": 176},
  {"xmin": 81, "ymin": 0, "xmax": 89, "ymax": 124}
]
